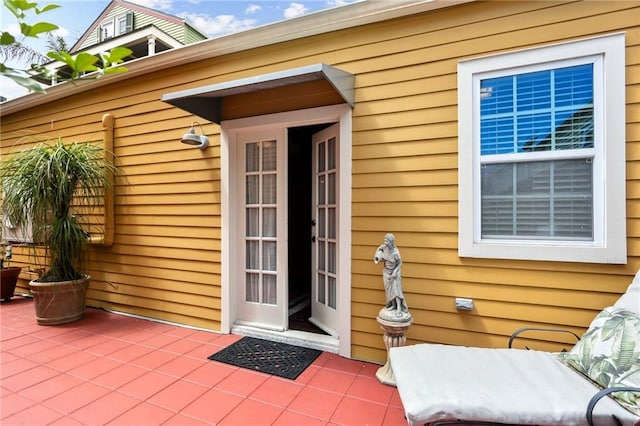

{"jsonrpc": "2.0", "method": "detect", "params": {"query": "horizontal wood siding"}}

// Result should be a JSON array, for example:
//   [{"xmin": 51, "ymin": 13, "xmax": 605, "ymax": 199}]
[
  {"xmin": 348, "ymin": 0, "xmax": 640, "ymax": 363},
  {"xmin": 1, "ymin": 0, "xmax": 638, "ymax": 363},
  {"xmin": 184, "ymin": 25, "xmax": 206, "ymax": 44},
  {"xmin": 134, "ymin": 14, "xmax": 183, "ymax": 42}
]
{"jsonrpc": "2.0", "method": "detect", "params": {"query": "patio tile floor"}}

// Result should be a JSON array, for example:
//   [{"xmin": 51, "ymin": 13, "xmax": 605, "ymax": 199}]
[{"xmin": 1, "ymin": 296, "xmax": 407, "ymax": 425}]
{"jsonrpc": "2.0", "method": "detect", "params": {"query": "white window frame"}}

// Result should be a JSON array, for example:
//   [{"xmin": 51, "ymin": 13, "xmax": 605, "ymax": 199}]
[
  {"xmin": 117, "ymin": 15, "xmax": 128, "ymax": 35},
  {"xmin": 458, "ymin": 33, "xmax": 626, "ymax": 264},
  {"xmin": 100, "ymin": 19, "xmax": 114, "ymax": 40}
]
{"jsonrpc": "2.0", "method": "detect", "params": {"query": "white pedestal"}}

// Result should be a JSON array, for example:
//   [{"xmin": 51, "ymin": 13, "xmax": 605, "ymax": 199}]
[{"xmin": 375, "ymin": 312, "xmax": 412, "ymax": 387}]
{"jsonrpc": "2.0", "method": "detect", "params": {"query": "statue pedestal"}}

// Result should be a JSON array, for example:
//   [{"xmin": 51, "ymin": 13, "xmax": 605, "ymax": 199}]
[{"xmin": 375, "ymin": 310, "xmax": 412, "ymax": 387}]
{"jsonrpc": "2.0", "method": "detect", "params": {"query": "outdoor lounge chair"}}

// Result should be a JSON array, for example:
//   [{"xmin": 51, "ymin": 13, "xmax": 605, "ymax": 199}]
[{"xmin": 389, "ymin": 273, "xmax": 640, "ymax": 426}]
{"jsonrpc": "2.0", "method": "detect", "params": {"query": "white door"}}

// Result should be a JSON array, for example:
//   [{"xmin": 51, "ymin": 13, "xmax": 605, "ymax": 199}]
[
  {"xmin": 236, "ymin": 129, "xmax": 287, "ymax": 331},
  {"xmin": 310, "ymin": 124, "xmax": 340, "ymax": 336}
]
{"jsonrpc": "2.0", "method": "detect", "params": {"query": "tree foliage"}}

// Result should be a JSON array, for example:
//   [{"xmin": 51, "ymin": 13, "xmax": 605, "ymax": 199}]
[{"xmin": 1, "ymin": 0, "xmax": 132, "ymax": 94}]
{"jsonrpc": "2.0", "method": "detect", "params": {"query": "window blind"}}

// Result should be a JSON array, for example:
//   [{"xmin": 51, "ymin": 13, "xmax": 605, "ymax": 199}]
[{"xmin": 479, "ymin": 63, "xmax": 594, "ymax": 240}]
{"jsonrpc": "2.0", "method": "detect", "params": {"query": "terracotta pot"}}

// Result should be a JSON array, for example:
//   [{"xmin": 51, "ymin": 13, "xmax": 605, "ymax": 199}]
[
  {"xmin": 29, "ymin": 276, "xmax": 90, "ymax": 325},
  {"xmin": 0, "ymin": 267, "xmax": 22, "ymax": 302}
]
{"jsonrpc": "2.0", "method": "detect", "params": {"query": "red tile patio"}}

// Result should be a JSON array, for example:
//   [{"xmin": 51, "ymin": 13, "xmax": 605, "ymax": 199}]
[{"xmin": 1, "ymin": 296, "xmax": 407, "ymax": 425}]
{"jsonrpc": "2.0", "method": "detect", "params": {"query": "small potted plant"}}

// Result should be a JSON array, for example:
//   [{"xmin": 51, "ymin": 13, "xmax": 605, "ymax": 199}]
[
  {"xmin": 0, "ymin": 241, "xmax": 21, "ymax": 302},
  {"xmin": 0, "ymin": 138, "xmax": 117, "ymax": 324}
]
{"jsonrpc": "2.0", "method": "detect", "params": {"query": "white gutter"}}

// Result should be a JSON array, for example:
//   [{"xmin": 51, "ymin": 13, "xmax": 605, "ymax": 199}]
[{"xmin": 0, "ymin": 0, "xmax": 473, "ymax": 117}]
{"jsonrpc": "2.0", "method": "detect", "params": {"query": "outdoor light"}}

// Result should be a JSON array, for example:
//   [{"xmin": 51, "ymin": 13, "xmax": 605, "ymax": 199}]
[{"xmin": 181, "ymin": 122, "xmax": 209, "ymax": 149}]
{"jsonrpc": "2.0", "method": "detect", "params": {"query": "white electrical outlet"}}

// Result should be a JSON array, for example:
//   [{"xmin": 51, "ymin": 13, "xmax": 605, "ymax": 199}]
[{"xmin": 455, "ymin": 297, "xmax": 474, "ymax": 311}]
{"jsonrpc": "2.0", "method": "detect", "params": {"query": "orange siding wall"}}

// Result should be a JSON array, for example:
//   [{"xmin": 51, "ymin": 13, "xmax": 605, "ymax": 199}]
[
  {"xmin": 349, "ymin": 0, "xmax": 640, "ymax": 362},
  {"xmin": 1, "ymin": 0, "xmax": 638, "ymax": 363}
]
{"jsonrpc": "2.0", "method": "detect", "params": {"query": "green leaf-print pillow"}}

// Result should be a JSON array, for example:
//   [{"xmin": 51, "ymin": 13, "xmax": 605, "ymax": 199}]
[{"xmin": 562, "ymin": 306, "xmax": 640, "ymax": 415}]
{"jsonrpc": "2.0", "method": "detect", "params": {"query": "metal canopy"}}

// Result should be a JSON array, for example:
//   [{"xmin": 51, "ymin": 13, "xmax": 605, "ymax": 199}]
[{"xmin": 161, "ymin": 63, "xmax": 355, "ymax": 124}]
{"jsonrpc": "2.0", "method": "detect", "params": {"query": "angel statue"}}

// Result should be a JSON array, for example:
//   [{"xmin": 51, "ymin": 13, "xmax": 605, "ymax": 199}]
[{"xmin": 374, "ymin": 233, "xmax": 409, "ymax": 319}]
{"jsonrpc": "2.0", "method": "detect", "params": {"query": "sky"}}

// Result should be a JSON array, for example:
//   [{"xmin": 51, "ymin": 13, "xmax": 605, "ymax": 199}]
[{"xmin": 1, "ymin": 0, "xmax": 361, "ymax": 100}]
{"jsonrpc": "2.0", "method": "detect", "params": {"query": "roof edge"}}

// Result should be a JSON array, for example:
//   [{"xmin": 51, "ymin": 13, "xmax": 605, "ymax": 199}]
[{"xmin": 1, "ymin": 0, "xmax": 474, "ymax": 117}]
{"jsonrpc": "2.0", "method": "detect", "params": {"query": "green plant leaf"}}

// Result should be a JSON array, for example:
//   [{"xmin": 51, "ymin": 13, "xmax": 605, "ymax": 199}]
[
  {"xmin": 8, "ymin": 0, "xmax": 39, "ymax": 10},
  {"xmin": 0, "ymin": 65, "xmax": 45, "ymax": 92},
  {"xmin": 71, "ymin": 52, "xmax": 98, "ymax": 72},
  {"xmin": 34, "ymin": 2, "xmax": 58, "ymax": 14},
  {"xmin": 3, "ymin": 0, "xmax": 28, "ymax": 18},
  {"xmin": 20, "ymin": 21, "xmax": 58, "ymax": 37},
  {"xmin": 0, "ymin": 31, "xmax": 16, "ymax": 45},
  {"xmin": 46, "ymin": 50, "xmax": 72, "ymax": 64},
  {"xmin": 105, "ymin": 46, "xmax": 132, "ymax": 63},
  {"xmin": 101, "ymin": 66, "xmax": 128, "ymax": 75}
]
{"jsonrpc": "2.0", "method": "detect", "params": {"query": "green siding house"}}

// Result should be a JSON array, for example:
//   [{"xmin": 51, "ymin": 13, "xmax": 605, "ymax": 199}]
[{"xmin": 39, "ymin": 0, "xmax": 208, "ymax": 85}]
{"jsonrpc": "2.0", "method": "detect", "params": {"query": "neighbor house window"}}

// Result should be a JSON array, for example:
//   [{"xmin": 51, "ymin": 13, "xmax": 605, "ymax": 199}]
[
  {"xmin": 116, "ymin": 12, "xmax": 134, "ymax": 35},
  {"xmin": 100, "ymin": 19, "xmax": 114, "ymax": 41},
  {"xmin": 458, "ymin": 33, "xmax": 626, "ymax": 263},
  {"xmin": 117, "ymin": 16, "xmax": 127, "ymax": 35}
]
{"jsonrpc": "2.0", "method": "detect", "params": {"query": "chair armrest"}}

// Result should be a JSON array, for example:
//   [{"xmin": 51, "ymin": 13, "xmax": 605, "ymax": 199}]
[
  {"xmin": 508, "ymin": 327, "xmax": 581, "ymax": 349},
  {"xmin": 586, "ymin": 387, "xmax": 640, "ymax": 426}
]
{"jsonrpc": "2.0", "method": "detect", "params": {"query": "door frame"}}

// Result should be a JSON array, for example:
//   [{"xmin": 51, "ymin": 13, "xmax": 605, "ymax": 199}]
[{"xmin": 220, "ymin": 104, "xmax": 352, "ymax": 358}]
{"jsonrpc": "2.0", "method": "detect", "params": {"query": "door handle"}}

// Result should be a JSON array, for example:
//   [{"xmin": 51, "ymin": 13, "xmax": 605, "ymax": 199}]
[{"xmin": 311, "ymin": 236, "xmax": 316, "ymax": 243}]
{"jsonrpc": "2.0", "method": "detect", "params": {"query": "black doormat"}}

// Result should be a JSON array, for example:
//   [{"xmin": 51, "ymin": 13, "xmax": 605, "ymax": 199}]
[{"xmin": 208, "ymin": 336, "xmax": 322, "ymax": 380}]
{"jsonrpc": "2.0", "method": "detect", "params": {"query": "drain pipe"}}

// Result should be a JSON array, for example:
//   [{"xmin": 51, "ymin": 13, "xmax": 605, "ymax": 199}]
[{"xmin": 89, "ymin": 113, "xmax": 115, "ymax": 247}]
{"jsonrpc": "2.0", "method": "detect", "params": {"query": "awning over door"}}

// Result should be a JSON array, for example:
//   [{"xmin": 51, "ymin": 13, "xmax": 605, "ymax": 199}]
[{"xmin": 161, "ymin": 63, "xmax": 355, "ymax": 124}]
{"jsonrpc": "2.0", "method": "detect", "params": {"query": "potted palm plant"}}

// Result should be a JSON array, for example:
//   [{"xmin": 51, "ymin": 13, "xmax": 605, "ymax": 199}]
[{"xmin": 0, "ymin": 138, "xmax": 117, "ymax": 324}]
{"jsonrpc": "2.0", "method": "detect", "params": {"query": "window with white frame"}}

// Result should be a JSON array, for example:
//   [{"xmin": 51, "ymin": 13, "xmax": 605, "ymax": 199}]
[
  {"xmin": 116, "ymin": 12, "xmax": 133, "ymax": 36},
  {"xmin": 117, "ymin": 15, "xmax": 127, "ymax": 35},
  {"xmin": 100, "ymin": 19, "xmax": 114, "ymax": 41},
  {"xmin": 458, "ymin": 33, "xmax": 626, "ymax": 264}
]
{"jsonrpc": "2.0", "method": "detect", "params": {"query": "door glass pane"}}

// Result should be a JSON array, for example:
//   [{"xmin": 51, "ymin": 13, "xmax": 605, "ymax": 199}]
[
  {"xmin": 262, "ymin": 174, "xmax": 276, "ymax": 204},
  {"xmin": 318, "ymin": 241, "xmax": 325, "ymax": 271},
  {"xmin": 246, "ymin": 143, "xmax": 259, "ymax": 172},
  {"xmin": 246, "ymin": 208, "xmax": 259, "ymax": 237},
  {"xmin": 246, "ymin": 176, "xmax": 258, "ymax": 204},
  {"xmin": 246, "ymin": 272, "xmax": 259, "ymax": 302},
  {"xmin": 328, "ymin": 173, "xmax": 336, "ymax": 204},
  {"xmin": 328, "ymin": 276, "xmax": 336, "ymax": 309},
  {"xmin": 318, "ymin": 208, "xmax": 325, "ymax": 238},
  {"xmin": 262, "ymin": 140, "xmax": 277, "ymax": 171},
  {"xmin": 317, "ymin": 273, "xmax": 325, "ymax": 304},
  {"xmin": 328, "ymin": 208, "xmax": 336, "ymax": 239},
  {"xmin": 262, "ymin": 274, "xmax": 277, "ymax": 305},
  {"xmin": 263, "ymin": 241, "xmax": 276, "ymax": 271},
  {"xmin": 318, "ymin": 141, "xmax": 325, "ymax": 172},
  {"xmin": 263, "ymin": 208, "xmax": 276, "ymax": 237},
  {"xmin": 243, "ymin": 136, "xmax": 279, "ymax": 313},
  {"xmin": 328, "ymin": 242, "xmax": 336, "ymax": 274},
  {"xmin": 246, "ymin": 241, "xmax": 259, "ymax": 269},
  {"xmin": 318, "ymin": 175, "xmax": 325, "ymax": 204},
  {"xmin": 328, "ymin": 137, "xmax": 336, "ymax": 169}
]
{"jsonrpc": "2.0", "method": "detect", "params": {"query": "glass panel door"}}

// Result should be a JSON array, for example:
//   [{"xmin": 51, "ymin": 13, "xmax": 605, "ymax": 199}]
[
  {"xmin": 310, "ymin": 124, "xmax": 340, "ymax": 336},
  {"xmin": 237, "ymin": 131, "xmax": 285, "ymax": 330}
]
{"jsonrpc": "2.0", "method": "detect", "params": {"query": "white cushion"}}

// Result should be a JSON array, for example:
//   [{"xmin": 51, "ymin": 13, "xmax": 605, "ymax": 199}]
[{"xmin": 389, "ymin": 344, "xmax": 640, "ymax": 425}]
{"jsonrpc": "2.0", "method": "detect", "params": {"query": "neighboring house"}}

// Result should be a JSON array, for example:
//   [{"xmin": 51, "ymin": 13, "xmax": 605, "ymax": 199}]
[
  {"xmin": 1, "ymin": 0, "xmax": 638, "ymax": 364},
  {"xmin": 35, "ymin": 0, "xmax": 208, "ymax": 85}
]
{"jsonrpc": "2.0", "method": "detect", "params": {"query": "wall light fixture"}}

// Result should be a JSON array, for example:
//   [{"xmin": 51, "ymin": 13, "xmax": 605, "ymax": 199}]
[{"xmin": 181, "ymin": 122, "xmax": 209, "ymax": 149}]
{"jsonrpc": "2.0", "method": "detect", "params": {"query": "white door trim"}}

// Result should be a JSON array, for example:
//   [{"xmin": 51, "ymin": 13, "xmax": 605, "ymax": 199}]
[{"xmin": 220, "ymin": 104, "xmax": 352, "ymax": 358}]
